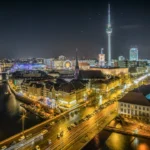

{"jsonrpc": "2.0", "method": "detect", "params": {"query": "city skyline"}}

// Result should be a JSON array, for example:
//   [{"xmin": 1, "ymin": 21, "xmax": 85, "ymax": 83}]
[{"xmin": 0, "ymin": 0, "xmax": 150, "ymax": 59}]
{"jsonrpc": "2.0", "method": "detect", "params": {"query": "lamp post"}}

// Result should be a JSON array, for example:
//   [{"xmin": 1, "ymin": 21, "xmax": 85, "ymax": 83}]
[{"xmin": 21, "ymin": 111, "xmax": 27, "ymax": 136}]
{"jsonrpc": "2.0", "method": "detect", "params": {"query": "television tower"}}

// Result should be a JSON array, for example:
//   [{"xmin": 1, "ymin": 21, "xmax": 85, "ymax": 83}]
[{"xmin": 106, "ymin": 3, "xmax": 112, "ymax": 67}]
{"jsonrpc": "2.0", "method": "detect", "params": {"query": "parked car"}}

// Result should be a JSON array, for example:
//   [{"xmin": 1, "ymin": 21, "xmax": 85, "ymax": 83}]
[
  {"xmin": 67, "ymin": 126, "xmax": 71, "ymax": 130},
  {"xmin": 35, "ymin": 145, "xmax": 40, "ymax": 150},
  {"xmin": 60, "ymin": 131, "xmax": 64, "ymax": 137},
  {"xmin": 26, "ymin": 133, "xmax": 32, "ymax": 139},
  {"xmin": 71, "ymin": 123, "xmax": 76, "ymax": 127},
  {"xmin": 48, "ymin": 139, "xmax": 52, "ymax": 145},
  {"xmin": 41, "ymin": 129, "xmax": 48, "ymax": 135},
  {"xmin": 50, "ymin": 122, "xmax": 55, "ymax": 126},
  {"xmin": 57, "ymin": 133, "xmax": 60, "ymax": 139},
  {"xmin": 1, "ymin": 145, "xmax": 7, "ymax": 150},
  {"xmin": 18, "ymin": 135, "xmax": 25, "ymax": 141}
]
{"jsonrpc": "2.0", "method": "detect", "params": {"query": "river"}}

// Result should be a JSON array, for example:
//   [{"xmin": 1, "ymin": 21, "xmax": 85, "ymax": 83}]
[
  {"xmin": 0, "ymin": 75, "xmax": 43, "ymax": 141},
  {"xmin": 83, "ymin": 129, "xmax": 150, "ymax": 150}
]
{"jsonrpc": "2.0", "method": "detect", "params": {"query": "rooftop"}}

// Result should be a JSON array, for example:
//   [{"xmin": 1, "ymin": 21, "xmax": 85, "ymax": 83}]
[
  {"xmin": 54, "ymin": 79, "xmax": 86, "ymax": 93},
  {"xmin": 132, "ymin": 84, "xmax": 150, "ymax": 96},
  {"xmin": 119, "ymin": 92, "xmax": 150, "ymax": 106},
  {"xmin": 79, "ymin": 70, "xmax": 105, "ymax": 79}
]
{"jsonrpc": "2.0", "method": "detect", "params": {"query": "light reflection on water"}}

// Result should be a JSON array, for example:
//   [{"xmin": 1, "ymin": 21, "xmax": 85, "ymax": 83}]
[
  {"xmin": 7, "ymin": 94, "xmax": 21, "ymax": 116},
  {"xmin": 137, "ymin": 143, "xmax": 150, "ymax": 150},
  {"xmin": 83, "ymin": 130, "xmax": 150, "ymax": 150},
  {"xmin": 0, "ymin": 76, "xmax": 43, "ymax": 141}
]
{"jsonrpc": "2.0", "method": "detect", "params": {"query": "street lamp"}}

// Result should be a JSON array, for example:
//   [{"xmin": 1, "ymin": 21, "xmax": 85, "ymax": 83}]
[{"xmin": 20, "ymin": 111, "xmax": 27, "ymax": 136}]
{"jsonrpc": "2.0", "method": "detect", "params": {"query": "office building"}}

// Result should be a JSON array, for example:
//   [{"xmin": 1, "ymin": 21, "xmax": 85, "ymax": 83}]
[{"xmin": 130, "ymin": 47, "xmax": 138, "ymax": 61}]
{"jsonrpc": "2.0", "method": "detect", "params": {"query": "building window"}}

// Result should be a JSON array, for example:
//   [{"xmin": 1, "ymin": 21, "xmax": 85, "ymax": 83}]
[
  {"xmin": 139, "ymin": 111, "xmax": 141, "ymax": 116},
  {"xmin": 128, "ymin": 104, "xmax": 130, "ymax": 108},
  {"xmin": 121, "ymin": 103, "xmax": 123, "ymax": 106},
  {"xmin": 121, "ymin": 108, "xmax": 123, "ymax": 112},
  {"xmin": 143, "ymin": 107, "xmax": 145, "ymax": 110},
  {"xmin": 124, "ymin": 110, "xmax": 126, "ymax": 113},
  {"xmin": 124, "ymin": 104, "xmax": 126, "ymax": 107},
  {"xmin": 147, "ymin": 113, "xmax": 149, "ymax": 117},
  {"xmin": 128, "ymin": 109, "xmax": 130, "ymax": 113},
  {"xmin": 139, "ymin": 107, "xmax": 141, "ymax": 110},
  {"xmin": 135, "ymin": 106, "xmax": 137, "ymax": 109},
  {"xmin": 147, "ymin": 108, "xmax": 149, "ymax": 111},
  {"xmin": 131, "ymin": 110, "xmax": 134, "ymax": 115}
]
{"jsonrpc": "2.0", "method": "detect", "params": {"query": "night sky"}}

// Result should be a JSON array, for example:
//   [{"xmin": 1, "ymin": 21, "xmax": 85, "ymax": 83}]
[{"xmin": 0, "ymin": 0, "xmax": 150, "ymax": 59}]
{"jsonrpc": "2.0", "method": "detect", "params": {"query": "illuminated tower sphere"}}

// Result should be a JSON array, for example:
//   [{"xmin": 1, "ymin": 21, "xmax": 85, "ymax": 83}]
[
  {"xmin": 74, "ymin": 48, "xmax": 79, "ymax": 79},
  {"xmin": 129, "ymin": 47, "xmax": 138, "ymax": 61},
  {"xmin": 106, "ymin": 4, "xmax": 112, "ymax": 67}
]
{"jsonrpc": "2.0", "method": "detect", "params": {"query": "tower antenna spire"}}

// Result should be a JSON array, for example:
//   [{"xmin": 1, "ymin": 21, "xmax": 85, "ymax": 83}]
[{"xmin": 108, "ymin": 3, "xmax": 111, "ymax": 27}]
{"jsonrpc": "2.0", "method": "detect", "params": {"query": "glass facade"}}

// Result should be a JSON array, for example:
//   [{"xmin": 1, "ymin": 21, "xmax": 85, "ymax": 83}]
[{"xmin": 129, "ymin": 48, "xmax": 138, "ymax": 61}]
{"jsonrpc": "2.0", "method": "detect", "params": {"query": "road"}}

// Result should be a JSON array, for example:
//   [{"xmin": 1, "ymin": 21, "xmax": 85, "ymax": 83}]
[{"xmin": 20, "ymin": 102, "xmax": 117, "ymax": 150}]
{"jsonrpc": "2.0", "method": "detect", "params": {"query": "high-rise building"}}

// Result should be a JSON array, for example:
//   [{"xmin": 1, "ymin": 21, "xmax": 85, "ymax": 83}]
[
  {"xmin": 106, "ymin": 4, "xmax": 112, "ymax": 67},
  {"xmin": 118, "ymin": 56, "xmax": 125, "ymax": 61},
  {"xmin": 99, "ymin": 48, "xmax": 105, "ymax": 67},
  {"xmin": 130, "ymin": 47, "xmax": 138, "ymax": 61}
]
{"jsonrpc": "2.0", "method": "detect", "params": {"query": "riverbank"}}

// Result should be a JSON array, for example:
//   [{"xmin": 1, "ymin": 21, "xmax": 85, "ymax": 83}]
[
  {"xmin": 0, "ymin": 83, "xmax": 43, "ymax": 142},
  {"xmin": 105, "ymin": 116, "xmax": 150, "ymax": 139}
]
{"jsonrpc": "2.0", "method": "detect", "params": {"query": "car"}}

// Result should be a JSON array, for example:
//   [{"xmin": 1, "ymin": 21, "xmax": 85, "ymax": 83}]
[
  {"xmin": 67, "ymin": 126, "xmax": 71, "ymax": 130},
  {"xmin": 35, "ymin": 145, "xmax": 40, "ymax": 150},
  {"xmin": 26, "ymin": 133, "xmax": 32, "ymax": 139},
  {"xmin": 83, "ymin": 118, "xmax": 87, "ymax": 121},
  {"xmin": 57, "ymin": 133, "xmax": 60, "ymax": 139},
  {"xmin": 50, "ymin": 122, "xmax": 55, "ymax": 126},
  {"xmin": 41, "ymin": 129, "xmax": 48, "ymax": 135},
  {"xmin": 48, "ymin": 139, "xmax": 52, "ymax": 145},
  {"xmin": 71, "ymin": 123, "xmax": 76, "ymax": 127},
  {"xmin": 18, "ymin": 135, "xmax": 25, "ymax": 141},
  {"xmin": 85, "ymin": 117, "xmax": 89, "ymax": 120},
  {"xmin": 60, "ymin": 131, "xmax": 64, "ymax": 137},
  {"xmin": 1, "ymin": 145, "xmax": 7, "ymax": 150}
]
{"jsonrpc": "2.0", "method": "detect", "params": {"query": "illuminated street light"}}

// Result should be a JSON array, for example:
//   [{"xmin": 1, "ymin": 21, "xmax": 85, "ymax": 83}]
[{"xmin": 20, "ymin": 111, "xmax": 27, "ymax": 136}]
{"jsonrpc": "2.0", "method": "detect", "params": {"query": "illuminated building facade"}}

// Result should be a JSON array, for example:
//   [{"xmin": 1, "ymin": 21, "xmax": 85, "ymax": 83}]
[
  {"xmin": 118, "ymin": 92, "xmax": 150, "ymax": 122},
  {"xmin": 21, "ymin": 79, "xmax": 87, "ymax": 108},
  {"xmin": 78, "ymin": 62, "xmax": 90, "ymax": 70},
  {"xmin": 11, "ymin": 63, "xmax": 46, "ymax": 72},
  {"xmin": 90, "ymin": 67, "xmax": 129, "ymax": 76},
  {"xmin": 130, "ymin": 47, "xmax": 138, "ymax": 61},
  {"xmin": 43, "ymin": 56, "xmax": 97, "ymax": 70},
  {"xmin": 99, "ymin": 48, "xmax": 105, "ymax": 67}
]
